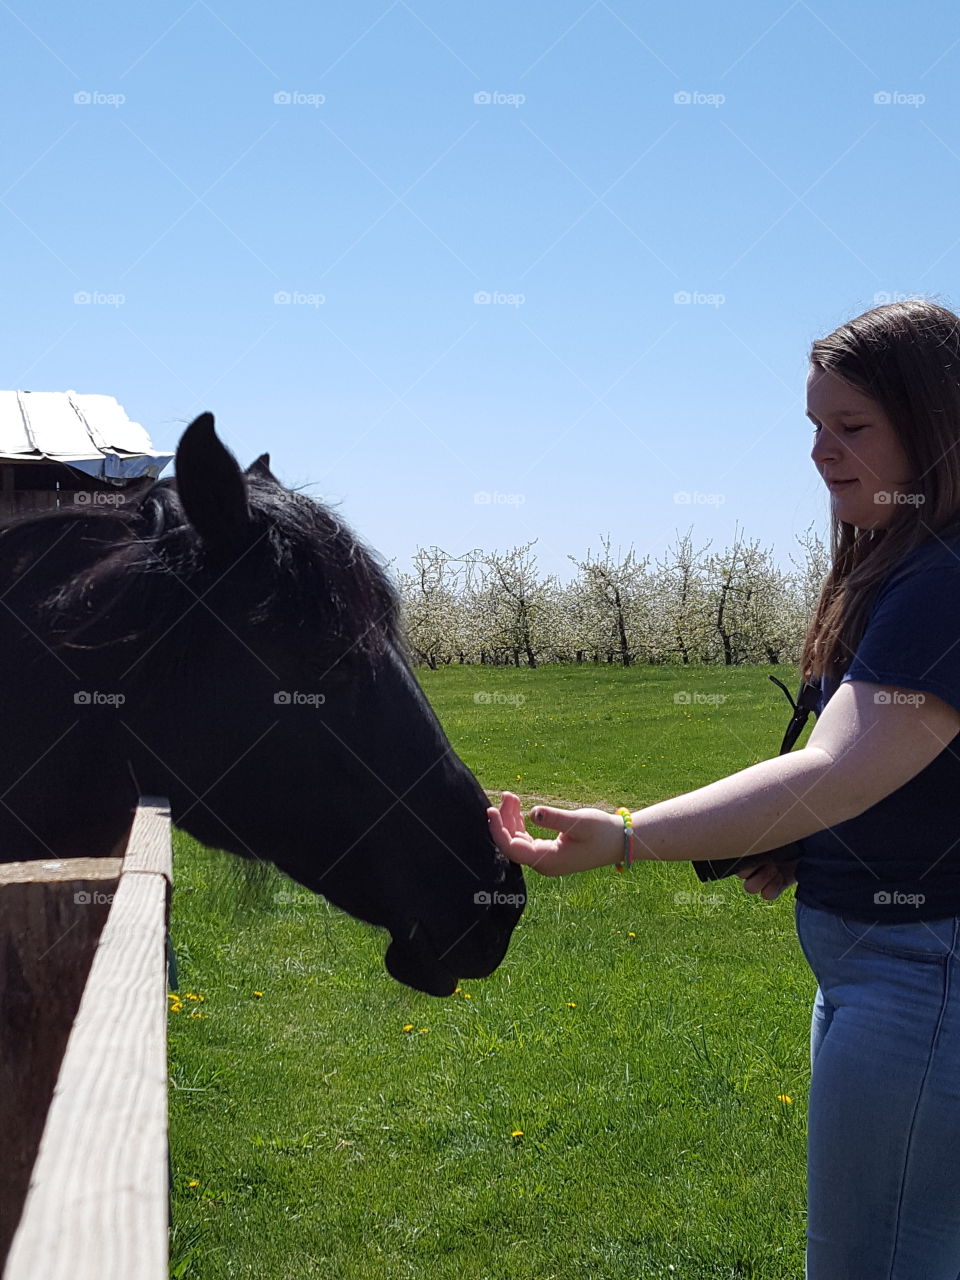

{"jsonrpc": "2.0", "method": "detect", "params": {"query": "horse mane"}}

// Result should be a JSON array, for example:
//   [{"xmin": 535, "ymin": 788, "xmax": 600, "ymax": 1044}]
[{"xmin": 0, "ymin": 472, "xmax": 407, "ymax": 663}]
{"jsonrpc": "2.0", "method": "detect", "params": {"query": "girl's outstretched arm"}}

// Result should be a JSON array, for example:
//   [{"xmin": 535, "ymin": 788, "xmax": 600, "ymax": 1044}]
[{"xmin": 488, "ymin": 680, "xmax": 960, "ymax": 877}]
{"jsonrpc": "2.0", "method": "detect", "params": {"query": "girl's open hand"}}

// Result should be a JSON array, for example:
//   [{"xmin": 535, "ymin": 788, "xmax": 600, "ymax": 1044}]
[{"xmin": 486, "ymin": 791, "xmax": 624, "ymax": 877}]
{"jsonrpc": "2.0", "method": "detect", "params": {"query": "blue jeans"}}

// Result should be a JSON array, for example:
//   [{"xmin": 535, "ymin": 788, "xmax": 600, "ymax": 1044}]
[{"xmin": 795, "ymin": 897, "xmax": 960, "ymax": 1279}]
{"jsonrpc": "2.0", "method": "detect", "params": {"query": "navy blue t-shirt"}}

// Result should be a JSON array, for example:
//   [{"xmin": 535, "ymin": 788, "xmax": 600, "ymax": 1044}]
[{"xmin": 794, "ymin": 530, "xmax": 960, "ymax": 922}]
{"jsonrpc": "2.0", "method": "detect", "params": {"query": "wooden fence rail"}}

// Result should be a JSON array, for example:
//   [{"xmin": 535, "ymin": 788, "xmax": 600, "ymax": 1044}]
[{"xmin": 1, "ymin": 797, "xmax": 172, "ymax": 1279}]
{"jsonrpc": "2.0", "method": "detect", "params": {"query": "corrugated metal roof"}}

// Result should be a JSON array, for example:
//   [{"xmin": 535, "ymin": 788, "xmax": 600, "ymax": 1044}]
[{"xmin": 0, "ymin": 390, "xmax": 174, "ymax": 480}]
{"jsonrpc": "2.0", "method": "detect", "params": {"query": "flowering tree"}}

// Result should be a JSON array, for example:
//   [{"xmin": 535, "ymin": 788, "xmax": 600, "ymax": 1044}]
[
  {"xmin": 650, "ymin": 527, "xmax": 714, "ymax": 664},
  {"xmin": 475, "ymin": 541, "xmax": 558, "ymax": 667},
  {"xmin": 567, "ymin": 536, "xmax": 653, "ymax": 665},
  {"xmin": 396, "ymin": 546, "xmax": 479, "ymax": 668}
]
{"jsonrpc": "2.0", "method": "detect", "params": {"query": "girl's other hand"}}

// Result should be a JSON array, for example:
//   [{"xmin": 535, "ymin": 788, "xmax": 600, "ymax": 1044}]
[{"xmin": 734, "ymin": 857, "xmax": 799, "ymax": 901}]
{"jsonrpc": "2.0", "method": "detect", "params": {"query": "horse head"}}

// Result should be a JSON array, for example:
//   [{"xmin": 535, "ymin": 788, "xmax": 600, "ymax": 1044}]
[{"xmin": 0, "ymin": 414, "xmax": 524, "ymax": 996}]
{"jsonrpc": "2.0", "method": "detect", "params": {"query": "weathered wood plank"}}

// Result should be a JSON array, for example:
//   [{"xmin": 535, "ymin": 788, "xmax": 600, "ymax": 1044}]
[
  {"xmin": 121, "ymin": 797, "xmax": 173, "ymax": 881},
  {"xmin": 4, "ymin": 802, "xmax": 171, "ymax": 1280},
  {"xmin": 0, "ymin": 858, "xmax": 122, "ymax": 885}
]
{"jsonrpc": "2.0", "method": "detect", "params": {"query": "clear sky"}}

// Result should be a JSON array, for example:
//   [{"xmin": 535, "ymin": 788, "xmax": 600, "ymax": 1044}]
[{"xmin": 3, "ymin": 0, "xmax": 957, "ymax": 582}]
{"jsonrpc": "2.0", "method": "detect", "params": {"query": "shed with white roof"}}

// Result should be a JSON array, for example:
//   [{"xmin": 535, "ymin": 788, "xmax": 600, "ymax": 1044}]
[{"xmin": 0, "ymin": 391, "xmax": 173, "ymax": 518}]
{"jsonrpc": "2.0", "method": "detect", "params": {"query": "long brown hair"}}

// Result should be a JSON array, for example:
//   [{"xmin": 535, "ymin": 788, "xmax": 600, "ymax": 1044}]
[{"xmin": 800, "ymin": 299, "xmax": 960, "ymax": 682}]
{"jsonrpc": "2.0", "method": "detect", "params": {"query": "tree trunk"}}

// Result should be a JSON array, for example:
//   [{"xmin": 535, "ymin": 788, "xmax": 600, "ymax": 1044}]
[
  {"xmin": 614, "ymin": 588, "xmax": 631, "ymax": 666},
  {"xmin": 716, "ymin": 582, "xmax": 734, "ymax": 666}
]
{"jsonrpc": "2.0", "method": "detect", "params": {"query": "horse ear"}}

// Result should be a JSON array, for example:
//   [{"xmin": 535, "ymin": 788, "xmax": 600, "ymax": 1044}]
[
  {"xmin": 246, "ymin": 452, "xmax": 273, "ymax": 479},
  {"xmin": 175, "ymin": 413, "xmax": 252, "ymax": 546}
]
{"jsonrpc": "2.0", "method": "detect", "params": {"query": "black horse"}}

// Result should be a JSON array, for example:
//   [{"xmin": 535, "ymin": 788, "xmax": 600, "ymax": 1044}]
[{"xmin": 0, "ymin": 414, "xmax": 524, "ymax": 996}]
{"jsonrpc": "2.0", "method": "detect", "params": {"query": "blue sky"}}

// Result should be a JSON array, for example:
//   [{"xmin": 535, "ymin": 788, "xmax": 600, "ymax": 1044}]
[{"xmin": 3, "ymin": 0, "xmax": 958, "ymax": 582}]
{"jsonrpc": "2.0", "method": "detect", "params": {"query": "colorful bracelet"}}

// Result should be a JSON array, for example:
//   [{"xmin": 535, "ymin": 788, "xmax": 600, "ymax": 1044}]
[{"xmin": 614, "ymin": 807, "xmax": 634, "ymax": 872}]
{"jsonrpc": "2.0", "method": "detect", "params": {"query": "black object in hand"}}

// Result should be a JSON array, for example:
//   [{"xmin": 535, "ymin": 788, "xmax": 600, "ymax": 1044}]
[{"xmin": 692, "ymin": 841, "xmax": 804, "ymax": 883}]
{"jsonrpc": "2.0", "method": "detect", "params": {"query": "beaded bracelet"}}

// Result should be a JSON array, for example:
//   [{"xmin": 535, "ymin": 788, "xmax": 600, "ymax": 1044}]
[{"xmin": 614, "ymin": 807, "xmax": 634, "ymax": 873}]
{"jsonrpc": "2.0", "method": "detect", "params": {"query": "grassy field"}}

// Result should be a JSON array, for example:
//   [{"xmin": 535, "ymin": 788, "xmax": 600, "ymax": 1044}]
[{"xmin": 168, "ymin": 664, "xmax": 814, "ymax": 1279}]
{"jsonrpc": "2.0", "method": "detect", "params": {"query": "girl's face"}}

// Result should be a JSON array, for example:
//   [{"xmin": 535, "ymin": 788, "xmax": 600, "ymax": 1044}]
[{"xmin": 806, "ymin": 365, "xmax": 916, "ymax": 529}]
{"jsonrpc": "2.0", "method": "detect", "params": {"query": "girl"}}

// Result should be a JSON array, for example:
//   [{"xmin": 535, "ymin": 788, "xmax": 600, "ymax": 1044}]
[{"xmin": 487, "ymin": 299, "xmax": 960, "ymax": 1280}]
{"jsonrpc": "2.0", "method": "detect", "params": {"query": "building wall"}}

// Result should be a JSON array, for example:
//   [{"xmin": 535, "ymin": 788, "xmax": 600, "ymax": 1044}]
[{"xmin": 0, "ymin": 464, "xmax": 152, "ymax": 519}]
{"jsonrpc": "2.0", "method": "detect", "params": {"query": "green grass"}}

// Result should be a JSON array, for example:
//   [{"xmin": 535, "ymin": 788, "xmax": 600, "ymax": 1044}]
[{"xmin": 169, "ymin": 664, "xmax": 814, "ymax": 1279}]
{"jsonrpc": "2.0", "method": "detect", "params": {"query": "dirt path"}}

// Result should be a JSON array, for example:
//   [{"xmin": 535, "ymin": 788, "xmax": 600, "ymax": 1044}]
[{"xmin": 483, "ymin": 789, "xmax": 616, "ymax": 814}]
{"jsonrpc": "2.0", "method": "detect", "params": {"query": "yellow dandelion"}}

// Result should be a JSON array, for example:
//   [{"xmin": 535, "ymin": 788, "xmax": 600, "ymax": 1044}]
[
  {"xmin": 418, "ymin": 1027, "xmax": 429, "ymax": 1033},
  {"xmin": 188, "ymin": 1180, "xmax": 199, "ymax": 1188},
  {"xmin": 189, "ymin": 1010, "xmax": 206, "ymax": 1020},
  {"xmin": 402, "ymin": 1024, "xmax": 414, "ymax": 1032},
  {"xmin": 566, "ymin": 1001, "xmax": 576, "ymax": 1007},
  {"xmin": 628, "ymin": 932, "xmax": 636, "ymax": 938},
  {"xmin": 511, "ymin": 1129, "xmax": 524, "ymax": 1138},
  {"xmin": 463, "ymin": 992, "xmax": 472, "ymax": 999},
  {"xmin": 253, "ymin": 991, "xmax": 263, "ymax": 998},
  {"xmin": 184, "ymin": 993, "xmax": 200, "ymax": 1001},
  {"xmin": 454, "ymin": 986, "xmax": 461, "ymax": 993},
  {"xmin": 777, "ymin": 1094, "xmax": 793, "ymax": 1104}
]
